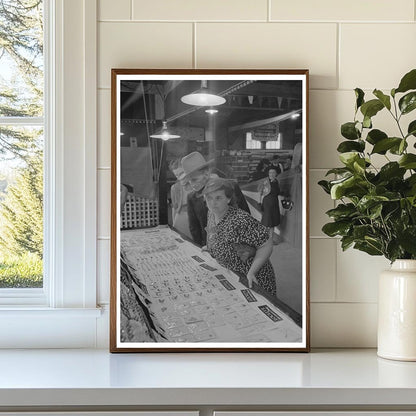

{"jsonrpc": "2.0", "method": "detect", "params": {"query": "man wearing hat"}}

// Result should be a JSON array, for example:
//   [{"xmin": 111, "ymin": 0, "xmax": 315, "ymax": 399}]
[{"xmin": 181, "ymin": 151, "xmax": 250, "ymax": 246}]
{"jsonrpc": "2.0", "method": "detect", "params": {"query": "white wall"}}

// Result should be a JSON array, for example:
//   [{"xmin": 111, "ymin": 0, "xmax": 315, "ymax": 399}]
[{"xmin": 96, "ymin": 0, "xmax": 416, "ymax": 348}]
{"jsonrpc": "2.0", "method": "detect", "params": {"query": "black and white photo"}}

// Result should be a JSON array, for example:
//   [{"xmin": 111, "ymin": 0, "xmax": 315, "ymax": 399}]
[{"xmin": 110, "ymin": 69, "xmax": 309, "ymax": 352}]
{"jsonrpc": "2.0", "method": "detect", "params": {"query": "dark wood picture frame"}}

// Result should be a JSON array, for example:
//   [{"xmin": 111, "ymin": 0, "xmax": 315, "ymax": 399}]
[{"xmin": 110, "ymin": 69, "xmax": 310, "ymax": 352}]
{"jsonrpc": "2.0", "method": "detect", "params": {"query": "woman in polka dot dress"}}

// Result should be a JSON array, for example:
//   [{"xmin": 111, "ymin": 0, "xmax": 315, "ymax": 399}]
[{"xmin": 203, "ymin": 177, "xmax": 276, "ymax": 297}]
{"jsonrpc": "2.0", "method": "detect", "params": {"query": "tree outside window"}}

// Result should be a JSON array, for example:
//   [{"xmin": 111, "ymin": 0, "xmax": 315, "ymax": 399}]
[{"xmin": 0, "ymin": 0, "xmax": 44, "ymax": 288}]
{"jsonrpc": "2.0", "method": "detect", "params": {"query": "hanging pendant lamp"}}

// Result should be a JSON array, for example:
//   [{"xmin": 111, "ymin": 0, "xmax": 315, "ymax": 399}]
[
  {"xmin": 150, "ymin": 120, "xmax": 180, "ymax": 140},
  {"xmin": 205, "ymin": 107, "xmax": 218, "ymax": 115},
  {"xmin": 181, "ymin": 80, "xmax": 226, "ymax": 106}
]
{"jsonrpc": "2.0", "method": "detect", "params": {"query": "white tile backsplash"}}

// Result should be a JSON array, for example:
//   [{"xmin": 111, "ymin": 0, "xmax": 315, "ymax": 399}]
[
  {"xmin": 98, "ymin": 22, "xmax": 193, "ymax": 89},
  {"xmin": 196, "ymin": 23, "xmax": 338, "ymax": 89},
  {"xmin": 98, "ymin": 0, "xmax": 131, "ymax": 21},
  {"xmin": 310, "ymin": 239, "xmax": 336, "ymax": 302},
  {"xmin": 309, "ymin": 170, "xmax": 334, "ymax": 237},
  {"xmin": 96, "ymin": 1, "xmax": 415, "ymax": 347},
  {"xmin": 336, "ymin": 244, "xmax": 389, "ymax": 303},
  {"xmin": 311, "ymin": 302, "xmax": 378, "ymax": 347},
  {"xmin": 132, "ymin": 0, "xmax": 268, "ymax": 21},
  {"xmin": 270, "ymin": 0, "xmax": 415, "ymax": 22},
  {"xmin": 340, "ymin": 24, "xmax": 416, "ymax": 90}
]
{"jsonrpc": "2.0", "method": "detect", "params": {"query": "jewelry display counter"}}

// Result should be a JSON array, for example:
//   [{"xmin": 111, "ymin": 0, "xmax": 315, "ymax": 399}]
[{"xmin": 119, "ymin": 227, "xmax": 302, "ymax": 345}]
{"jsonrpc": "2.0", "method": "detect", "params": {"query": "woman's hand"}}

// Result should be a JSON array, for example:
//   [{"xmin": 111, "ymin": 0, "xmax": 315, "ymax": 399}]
[{"xmin": 247, "ymin": 271, "xmax": 258, "ymax": 289}]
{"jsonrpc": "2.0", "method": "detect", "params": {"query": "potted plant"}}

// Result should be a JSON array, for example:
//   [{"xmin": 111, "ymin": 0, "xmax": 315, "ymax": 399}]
[{"xmin": 319, "ymin": 68, "xmax": 416, "ymax": 361}]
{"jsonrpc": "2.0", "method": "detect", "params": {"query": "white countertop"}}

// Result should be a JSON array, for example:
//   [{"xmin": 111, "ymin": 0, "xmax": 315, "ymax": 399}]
[{"xmin": 0, "ymin": 348, "xmax": 416, "ymax": 408}]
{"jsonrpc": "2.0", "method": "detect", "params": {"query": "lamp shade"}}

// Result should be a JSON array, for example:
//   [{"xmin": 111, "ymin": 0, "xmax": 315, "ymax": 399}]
[
  {"xmin": 150, "ymin": 121, "xmax": 180, "ymax": 140},
  {"xmin": 181, "ymin": 81, "xmax": 226, "ymax": 106}
]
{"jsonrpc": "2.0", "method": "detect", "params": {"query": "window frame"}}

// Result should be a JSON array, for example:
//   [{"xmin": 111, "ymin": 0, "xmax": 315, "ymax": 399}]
[{"xmin": 0, "ymin": 0, "xmax": 100, "ymax": 348}]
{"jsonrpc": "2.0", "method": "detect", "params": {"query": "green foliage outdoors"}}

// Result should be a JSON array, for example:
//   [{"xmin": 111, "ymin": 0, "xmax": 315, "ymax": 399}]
[
  {"xmin": 319, "ymin": 69, "xmax": 416, "ymax": 263},
  {"xmin": 0, "ymin": 252, "xmax": 42, "ymax": 288},
  {"xmin": 0, "ymin": 155, "xmax": 43, "ymax": 258},
  {"xmin": 0, "ymin": 0, "xmax": 44, "ymax": 287}
]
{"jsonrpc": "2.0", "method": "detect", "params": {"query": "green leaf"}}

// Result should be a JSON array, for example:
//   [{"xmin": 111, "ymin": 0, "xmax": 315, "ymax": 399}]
[
  {"xmin": 339, "ymin": 152, "xmax": 360, "ymax": 166},
  {"xmin": 330, "ymin": 176, "xmax": 354, "ymax": 199},
  {"xmin": 341, "ymin": 122, "xmax": 360, "ymax": 140},
  {"xmin": 369, "ymin": 203, "xmax": 383, "ymax": 220},
  {"xmin": 341, "ymin": 235, "xmax": 355, "ymax": 251},
  {"xmin": 337, "ymin": 140, "xmax": 365, "ymax": 153},
  {"xmin": 330, "ymin": 175, "xmax": 367, "ymax": 200},
  {"xmin": 395, "ymin": 69, "xmax": 416, "ymax": 94},
  {"xmin": 363, "ymin": 115, "xmax": 372, "ymax": 129},
  {"xmin": 371, "ymin": 137, "xmax": 402, "ymax": 154},
  {"xmin": 407, "ymin": 120, "xmax": 416, "ymax": 138},
  {"xmin": 355, "ymin": 88, "xmax": 365, "ymax": 110},
  {"xmin": 318, "ymin": 180, "xmax": 331, "ymax": 194},
  {"xmin": 322, "ymin": 221, "xmax": 351, "ymax": 237},
  {"xmin": 399, "ymin": 92, "xmax": 416, "ymax": 115},
  {"xmin": 325, "ymin": 167, "xmax": 352, "ymax": 176},
  {"xmin": 360, "ymin": 99, "xmax": 384, "ymax": 119},
  {"xmin": 399, "ymin": 154, "xmax": 416, "ymax": 169},
  {"xmin": 373, "ymin": 89, "xmax": 391, "ymax": 110},
  {"xmin": 353, "ymin": 224, "xmax": 373, "ymax": 240},
  {"xmin": 353, "ymin": 158, "xmax": 366, "ymax": 174},
  {"xmin": 398, "ymin": 227, "xmax": 416, "ymax": 255},
  {"xmin": 390, "ymin": 139, "xmax": 408, "ymax": 155},
  {"xmin": 366, "ymin": 129, "xmax": 388, "ymax": 145},
  {"xmin": 357, "ymin": 195, "xmax": 389, "ymax": 211},
  {"xmin": 354, "ymin": 241, "xmax": 383, "ymax": 256},
  {"xmin": 386, "ymin": 240, "xmax": 402, "ymax": 263},
  {"xmin": 326, "ymin": 203, "xmax": 357, "ymax": 220},
  {"xmin": 378, "ymin": 162, "xmax": 406, "ymax": 181}
]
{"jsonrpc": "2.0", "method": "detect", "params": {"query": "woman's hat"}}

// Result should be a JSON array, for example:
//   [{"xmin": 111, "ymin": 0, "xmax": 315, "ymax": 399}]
[
  {"xmin": 202, "ymin": 177, "xmax": 235, "ymax": 196},
  {"xmin": 181, "ymin": 151, "xmax": 214, "ymax": 178}
]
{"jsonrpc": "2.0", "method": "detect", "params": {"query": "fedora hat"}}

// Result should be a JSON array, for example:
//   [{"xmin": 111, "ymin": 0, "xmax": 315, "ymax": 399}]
[{"xmin": 181, "ymin": 151, "xmax": 214, "ymax": 178}]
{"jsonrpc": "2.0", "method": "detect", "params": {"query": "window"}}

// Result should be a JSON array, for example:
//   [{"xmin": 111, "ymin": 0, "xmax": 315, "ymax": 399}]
[
  {"xmin": 0, "ymin": 0, "xmax": 99, "ymax": 349},
  {"xmin": 245, "ymin": 132, "xmax": 261, "ymax": 149},
  {"xmin": 266, "ymin": 133, "xmax": 282, "ymax": 149},
  {"xmin": 246, "ymin": 132, "xmax": 282, "ymax": 150},
  {"xmin": 0, "ymin": 0, "xmax": 44, "ymax": 290}
]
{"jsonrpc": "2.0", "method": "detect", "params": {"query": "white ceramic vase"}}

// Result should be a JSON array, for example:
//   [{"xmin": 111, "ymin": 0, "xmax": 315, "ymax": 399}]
[{"xmin": 378, "ymin": 259, "xmax": 416, "ymax": 361}]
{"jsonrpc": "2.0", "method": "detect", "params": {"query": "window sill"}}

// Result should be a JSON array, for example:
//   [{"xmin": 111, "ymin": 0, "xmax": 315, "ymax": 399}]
[
  {"xmin": 0, "ymin": 307, "xmax": 103, "ymax": 348},
  {"xmin": 0, "ymin": 306, "xmax": 102, "ymax": 316}
]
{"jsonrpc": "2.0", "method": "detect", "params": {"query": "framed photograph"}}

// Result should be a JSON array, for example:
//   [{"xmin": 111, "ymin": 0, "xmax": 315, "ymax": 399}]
[{"xmin": 110, "ymin": 69, "xmax": 310, "ymax": 352}]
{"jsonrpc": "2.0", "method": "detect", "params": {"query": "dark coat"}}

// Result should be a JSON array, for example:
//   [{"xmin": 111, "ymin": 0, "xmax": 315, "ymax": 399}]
[{"xmin": 187, "ymin": 181, "xmax": 250, "ymax": 246}]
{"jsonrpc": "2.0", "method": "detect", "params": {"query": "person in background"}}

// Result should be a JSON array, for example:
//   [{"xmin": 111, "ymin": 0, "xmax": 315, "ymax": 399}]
[
  {"xmin": 181, "ymin": 151, "xmax": 250, "ymax": 246},
  {"xmin": 203, "ymin": 177, "xmax": 276, "ymax": 297},
  {"xmin": 121, "ymin": 184, "xmax": 129, "ymax": 211},
  {"xmin": 169, "ymin": 158, "xmax": 192, "ymax": 239},
  {"xmin": 250, "ymin": 158, "xmax": 270, "ymax": 181},
  {"xmin": 271, "ymin": 155, "xmax": 284, "ymax": 175},
  {"xmin": 279, "ymin": 143, "xmax": 303, "ymax": 249},
  {"xmin": 258, "ymin": 166, "xmax": 281, "ymax": 237}
]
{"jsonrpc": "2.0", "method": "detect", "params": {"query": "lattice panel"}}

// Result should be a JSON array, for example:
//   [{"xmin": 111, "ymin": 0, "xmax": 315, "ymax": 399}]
[{"xmin": 121, "ymin": 194, "xmax": 159, "ymax": 229}]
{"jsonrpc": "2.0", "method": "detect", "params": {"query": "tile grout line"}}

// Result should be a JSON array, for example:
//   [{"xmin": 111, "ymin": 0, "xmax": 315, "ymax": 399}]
[
  {"xmin": 130, "ymin": 0, "xmax": 133, "ymax": 20},
  {"xmin": 310, "ymin": 301, "xmax": 378, "ymax": 305},
  {"xmin": 193, "ymin": 22, "xmax": 197, "ymax": 68},
  {"xmin": 98, "ymin": 19, "xmax": 415, "ymax": 24},
  {"xmin": 267, "ymin": 0, "xmax": 271, "ymax": 22},
  {"xmin": 333, "ymin": 230, "xmax": 338, "ymax": 303},
  {"xmin": 336, "ymin": 22, "xmax": 340, "ymax": 90}
]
